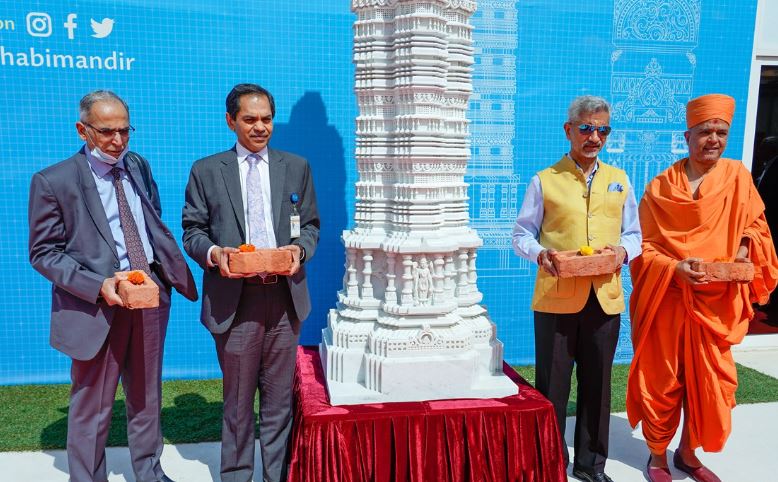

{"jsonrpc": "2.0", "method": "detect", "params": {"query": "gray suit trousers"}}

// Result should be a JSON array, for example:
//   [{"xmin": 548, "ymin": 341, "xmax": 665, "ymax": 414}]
[
  {"xmin": 67, "ymin": 273, "xmax": 171, "ymax": 482},
  {"xmin": 214, "ymin": 281, "xmax": 300, "ymax": 482}
]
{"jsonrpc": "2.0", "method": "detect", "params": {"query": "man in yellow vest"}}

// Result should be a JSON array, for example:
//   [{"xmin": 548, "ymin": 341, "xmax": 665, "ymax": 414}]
[{"xmin": 512, "ymin": 95, "xmax": 641, "ymax": 482}]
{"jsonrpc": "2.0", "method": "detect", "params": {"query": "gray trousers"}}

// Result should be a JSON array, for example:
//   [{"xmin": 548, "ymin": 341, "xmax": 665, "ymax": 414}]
[
  {"xmin": 213, "ymin": 281, "xmax": 300, "ymax": 482},
  {"xmin": 67, "ymin": 273, "xmax": 171, "ymax": 482}
]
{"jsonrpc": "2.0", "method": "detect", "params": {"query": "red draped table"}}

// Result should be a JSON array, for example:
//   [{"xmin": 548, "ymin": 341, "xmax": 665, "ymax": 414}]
[{"xmin": 289, "ymin": 347, "xmax": 566, "ymax": 482}]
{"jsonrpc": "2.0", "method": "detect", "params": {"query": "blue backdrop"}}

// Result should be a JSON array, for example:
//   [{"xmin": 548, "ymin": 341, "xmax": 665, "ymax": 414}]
[{"xmin": 0, "ymin": 0, "xmax": 757, "ymax": 384}]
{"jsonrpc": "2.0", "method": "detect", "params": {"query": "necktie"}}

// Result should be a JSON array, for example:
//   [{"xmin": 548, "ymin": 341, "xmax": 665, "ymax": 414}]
[
  {"xmin": 246, "ymin": 154, "xmax": 270, "ymax": 248},
  {"xmin": 111, "ymin": 167, "xmax": 151, "ymax": 275}
]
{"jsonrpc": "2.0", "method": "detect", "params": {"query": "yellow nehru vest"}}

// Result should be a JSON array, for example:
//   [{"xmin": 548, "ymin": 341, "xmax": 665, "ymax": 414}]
[{"xmin": 531, "ymin": 156, "xmax": 628, "ymax": 315}]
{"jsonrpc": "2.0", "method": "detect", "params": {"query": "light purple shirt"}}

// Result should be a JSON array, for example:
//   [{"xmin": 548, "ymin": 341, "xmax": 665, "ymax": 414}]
[
  {"xmin": 511, "ymin": 158, "xmax": 642, "ymax": 265},
  {"xmin": 84, "ymin": 147, "xmax": 154, "ymax": 270}
]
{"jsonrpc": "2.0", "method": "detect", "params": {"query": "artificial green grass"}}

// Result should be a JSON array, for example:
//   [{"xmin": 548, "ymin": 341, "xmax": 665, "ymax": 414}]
[
  {"xmin": 0, "ymin": 379, "xmax": 234, "ymax": 452},
  {"xmin": 1, "ymin": 363, "xmax": 777, "ymax": 452}
]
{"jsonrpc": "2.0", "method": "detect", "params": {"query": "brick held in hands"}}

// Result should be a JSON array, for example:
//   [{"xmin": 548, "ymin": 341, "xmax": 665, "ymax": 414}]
[
  {"xmin": 115, "ymin": 271, "xmax": 160, "ymax": 309},
  {"xmin": 691, "ymin": 261, "xmax": 754, "ymax": 282},
  {"xmin": 552, "ymin": 249, "xmax": 618, "ymax": 278},
  {"xmin": 229, "ymin": 248, "xmax": 294, "ymax": 274}
]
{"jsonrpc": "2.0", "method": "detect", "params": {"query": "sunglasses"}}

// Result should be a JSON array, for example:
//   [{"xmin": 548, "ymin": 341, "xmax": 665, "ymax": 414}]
[{"xmin": 577, "ymin": 124, "xmax": 611, "ymax": 136}]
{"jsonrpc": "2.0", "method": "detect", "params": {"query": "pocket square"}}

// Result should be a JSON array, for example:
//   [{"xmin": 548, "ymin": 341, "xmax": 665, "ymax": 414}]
[{"xmin": 607, "ymin": 182, "xmax": 624, "ymax": 192}]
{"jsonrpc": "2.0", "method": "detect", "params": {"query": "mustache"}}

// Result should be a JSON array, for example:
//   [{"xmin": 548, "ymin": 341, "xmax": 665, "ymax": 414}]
[{"xmin": 584, "ymin": 141, "xmax": 602, "ymax": 148}]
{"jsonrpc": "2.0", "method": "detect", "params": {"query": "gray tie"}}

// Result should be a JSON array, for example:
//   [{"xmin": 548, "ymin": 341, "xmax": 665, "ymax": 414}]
[{"xmin": 246, "ymin": 154, "xmax": 270, "ymax": 248}]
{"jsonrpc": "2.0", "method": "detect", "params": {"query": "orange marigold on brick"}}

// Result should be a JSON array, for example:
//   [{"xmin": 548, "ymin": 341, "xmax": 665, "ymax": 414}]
[
  {"xmin": 579, "ymin": 245, "xmax": 594, "ymax": 256},
  {"xmin": 239, "ymin": 244, "xmax": 256, "ymax": 252},
  {"xmin": 127, "ymin": 271, "xmax": 146, "ymax": 285}
]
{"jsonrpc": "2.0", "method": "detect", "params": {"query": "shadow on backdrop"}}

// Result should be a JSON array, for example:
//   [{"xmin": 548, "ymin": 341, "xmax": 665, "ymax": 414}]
[{"xmin": 273, "ymin": 92, "xmax": 347, "ymax": 346}]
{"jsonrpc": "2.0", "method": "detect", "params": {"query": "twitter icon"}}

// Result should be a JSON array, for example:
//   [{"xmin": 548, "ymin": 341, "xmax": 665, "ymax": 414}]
[{"xmin": 90, "ymin": 18, "xmax": 114, "ymax": 38}]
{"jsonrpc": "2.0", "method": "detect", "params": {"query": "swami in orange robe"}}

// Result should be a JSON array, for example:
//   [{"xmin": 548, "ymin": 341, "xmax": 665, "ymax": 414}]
[{"xmin": 626, "ymin": 94, "xmax": 778, "ymax": 482}]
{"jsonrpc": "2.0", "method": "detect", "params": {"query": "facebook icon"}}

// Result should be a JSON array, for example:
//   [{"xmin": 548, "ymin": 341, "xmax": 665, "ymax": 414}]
[{"xmin": 64, "ymin": 13, "xmax": 77, "ymax": 39}]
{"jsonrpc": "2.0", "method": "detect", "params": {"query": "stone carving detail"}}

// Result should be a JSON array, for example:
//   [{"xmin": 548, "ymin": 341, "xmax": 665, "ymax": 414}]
[
  {"xmin": 412, "ymin": 257, "xmax": 433, "ymax": 305},
  {"xmin": 321, "ymin": 0, "xmax": 516, "ymax": 405}
]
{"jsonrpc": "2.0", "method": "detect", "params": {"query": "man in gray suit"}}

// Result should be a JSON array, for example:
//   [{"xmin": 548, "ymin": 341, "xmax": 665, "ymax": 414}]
[
  {"xmin": 28, "ymin": 90, "xmax": 198, "ymax": 482},
  {"xmin": 182, "ymin": 84, "xmax": 320, "ymax": 482}
]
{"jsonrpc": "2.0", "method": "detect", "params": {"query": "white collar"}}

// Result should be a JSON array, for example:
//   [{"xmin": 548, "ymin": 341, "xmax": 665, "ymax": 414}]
[{"xmin": 236, "ymin": 142, "xmax": 268, "ymax": 163}]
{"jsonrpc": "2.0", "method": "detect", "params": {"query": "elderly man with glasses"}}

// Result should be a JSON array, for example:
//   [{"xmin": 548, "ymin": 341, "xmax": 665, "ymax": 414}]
[
  {"xmin": 28, "ymin": 90, "xmax": 197, "ymax": 482},
  {"xmin": 512, "ymin": 95, "xmax": 641, "ymax": 482}
]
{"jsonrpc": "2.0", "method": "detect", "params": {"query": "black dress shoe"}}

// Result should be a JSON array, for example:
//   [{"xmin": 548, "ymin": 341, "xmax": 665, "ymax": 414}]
[{"xmin": 572, "ymin": 468, "xmax": 614, "ymax": 482}]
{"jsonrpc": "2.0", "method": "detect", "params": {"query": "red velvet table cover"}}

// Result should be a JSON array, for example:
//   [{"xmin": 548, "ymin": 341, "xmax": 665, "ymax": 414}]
[{"xmin": 289, "ymin": 347, "xmax": 566, "ymax": 482}]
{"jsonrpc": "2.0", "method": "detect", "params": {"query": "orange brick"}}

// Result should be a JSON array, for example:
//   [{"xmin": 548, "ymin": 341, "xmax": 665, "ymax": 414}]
[
  {"xmin": 229, "ymin": 249, "xmax": 294, "ymax": 274},
  {"xmin": 115, "ymin": 271, "xmax": 160, "ymax": 309},
  {"xmin": 552, "ymin": 249, "xmax": 618, "ymax": 278},
  {"xmin": 691, "ymin": 261, "xmax": 754, "ymax": 282}
]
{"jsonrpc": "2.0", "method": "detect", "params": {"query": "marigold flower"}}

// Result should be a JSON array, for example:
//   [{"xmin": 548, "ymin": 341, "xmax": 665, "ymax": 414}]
[
  {"xmin": 127, "ymin": 271, "xmax": 145, "ymax": 285},
  {"xmin": 579, "ymin": 245, "xmax": 594, "ymax": 256},
  {"xmin": 239, "ymin": 244, "xmax": 256, "ymax": 252}
]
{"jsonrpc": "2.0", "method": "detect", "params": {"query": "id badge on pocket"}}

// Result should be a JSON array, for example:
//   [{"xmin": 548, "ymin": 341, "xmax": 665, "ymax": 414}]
[
  {"xmin": 290, "ymin": 214, "xmax": 301, "ymax": 238},
  {"xmin": 290, "ymin": 192, "xmax": 301, "ymax": 238}
]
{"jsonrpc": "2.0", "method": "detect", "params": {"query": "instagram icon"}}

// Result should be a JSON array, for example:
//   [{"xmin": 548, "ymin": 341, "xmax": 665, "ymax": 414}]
[{"xmin": 26, "ymin": 12, "xmax": 52, "ymax": 37}]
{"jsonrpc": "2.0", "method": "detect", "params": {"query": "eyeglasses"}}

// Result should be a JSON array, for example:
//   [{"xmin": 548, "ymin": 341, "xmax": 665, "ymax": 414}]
[
  {"xmin": 84, "ymin": 122, "xmax": 135, "ymax": 138},
  {"xmin": 577, "ymin": 124, "xmax": 611, "ymax": 136}
]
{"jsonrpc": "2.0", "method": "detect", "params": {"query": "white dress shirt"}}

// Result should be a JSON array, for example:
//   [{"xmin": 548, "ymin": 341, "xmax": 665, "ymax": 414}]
[
  {"xmin": 206, "ymin": 143, "xmax": 278, "ymax": 267},
  {"xmin": 235, "ymin": 142, "xmax": 278, "ymax": 248}
]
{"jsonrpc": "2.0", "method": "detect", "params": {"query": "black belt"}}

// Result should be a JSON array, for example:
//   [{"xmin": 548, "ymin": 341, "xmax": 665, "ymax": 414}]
[{"xmin": 245, "ymin": 274, "xmax": 278, "ymax": 285}]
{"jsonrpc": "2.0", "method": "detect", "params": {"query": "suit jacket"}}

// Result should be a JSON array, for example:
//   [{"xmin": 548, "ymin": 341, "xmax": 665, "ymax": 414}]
[
  {"xmin": 28, "ymin": 149, "xmax": 198, "ymax": 361},
  {"xmin": 182, "ymin": 147, "xmax": 320, "ymax": 334},
  {"xmin": 758, "ymin": 156, "xmax": 778, "ymax": 239}
]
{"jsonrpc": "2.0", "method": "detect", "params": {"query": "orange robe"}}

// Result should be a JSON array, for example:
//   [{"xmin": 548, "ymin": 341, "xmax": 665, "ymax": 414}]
[{"xmin": 626, "ymin": 158, "xmax": 778, "ymax": 453}]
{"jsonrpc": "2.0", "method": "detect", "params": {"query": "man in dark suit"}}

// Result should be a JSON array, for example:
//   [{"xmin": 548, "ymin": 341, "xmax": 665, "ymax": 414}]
[
  {"xmin": 28, "ymin": 90, "xmax": 198, "ymax": 482},
  {"xmin": 182, "ymin": 84, "xmax": 320, "ymax": 482},
  {"xmin": 756, "ymin": 136, "xmax": 778, "ymax": 322}
]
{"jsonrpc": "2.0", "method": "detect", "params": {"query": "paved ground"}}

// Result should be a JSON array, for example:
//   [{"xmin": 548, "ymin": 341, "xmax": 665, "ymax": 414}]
[
  {"xmin": 564, "ymin": 402, "xmax": 778, "ymax": 481},
  {"xmin": 568, "ymin": 345, "xmax": 778, "ymax": 481},
  {"xmin": 1, "ymin": 347, "xmax": 776, "ymax": 481}
]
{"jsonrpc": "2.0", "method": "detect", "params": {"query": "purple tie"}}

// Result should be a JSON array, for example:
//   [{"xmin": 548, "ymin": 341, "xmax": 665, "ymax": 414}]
[
  {"xmin": 111, "ymin": 167, "xmax": 150, "ymax": 275},
  {"xmin": 246, "ymin": 154, "xmax": 270, "ymax": 248}
]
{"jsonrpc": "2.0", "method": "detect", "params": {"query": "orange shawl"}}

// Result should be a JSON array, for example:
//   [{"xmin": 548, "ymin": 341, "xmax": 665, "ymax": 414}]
[{"xmin": 627, "ymin": 158, "xmax": 778, "ymax": 450}]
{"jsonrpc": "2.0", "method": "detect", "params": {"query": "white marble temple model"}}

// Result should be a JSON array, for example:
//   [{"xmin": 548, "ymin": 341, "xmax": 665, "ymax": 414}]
[{"xmin": 320, "ymin": 0, "xmax": 517, "ymax": 405}]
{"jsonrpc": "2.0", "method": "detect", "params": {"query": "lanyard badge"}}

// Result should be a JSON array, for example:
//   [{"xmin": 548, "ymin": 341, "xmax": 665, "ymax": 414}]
[{"xmin": 290, "ymin": 192, "xmax": 301, "ymax": 238}]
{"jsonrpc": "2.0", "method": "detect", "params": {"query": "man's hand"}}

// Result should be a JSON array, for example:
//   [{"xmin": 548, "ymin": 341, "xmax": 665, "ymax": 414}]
[
  {"xmin": 277, "ymin": 244, "xmax": 302, "ymax": 276},
  {"xmin": 538, "ymin": 249, "xmax": 559, "ymax": 277},
  {"xmin": 99, "ymin": 277, "xmax": 124, "ymax": 307},
  {"xmin": 735, "ymin": 239, "xmax": 749, "ymax": 262},
  {"xmin": 674, "ymin": 257, "xmax": 707, "ymax": 285},
  {"xmin": 606, "ymin": 244, "xmax": 627, "ymax": 272},
  {"xmin": 211, "ymin": 246, "xmax": 247, "ymax": 279}
]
